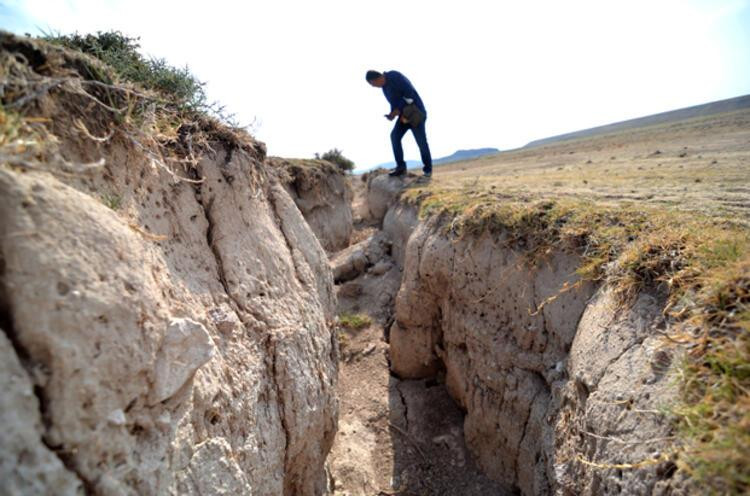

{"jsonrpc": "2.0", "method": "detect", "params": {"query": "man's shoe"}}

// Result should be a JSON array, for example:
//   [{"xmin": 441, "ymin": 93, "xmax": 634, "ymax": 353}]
[
  {"xmin": 388, "ymin": 168, "xmax": 406, "ymax": 177},
  {"xmin": 423, "ymin": 171, "xmax": 432, "ymax": 178}
]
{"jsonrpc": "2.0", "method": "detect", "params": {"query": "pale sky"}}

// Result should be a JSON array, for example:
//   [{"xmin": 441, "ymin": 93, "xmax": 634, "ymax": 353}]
[{"xmin": 2, "ymin": 0, "xmax": 749, "ymax": 171}]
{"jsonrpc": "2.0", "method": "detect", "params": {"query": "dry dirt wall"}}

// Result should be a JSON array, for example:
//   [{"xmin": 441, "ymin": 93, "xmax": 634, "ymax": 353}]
[
  {"xmin": 386, "ymin": 211, "xmax": 683, "ymax": 495},
  {"xmin": 0, "ymin": 76, "xmax": 338, "ymax": 495},
  {"xmin": 269, "ymin": 157, "xmax": 353, "ymax": 252}
]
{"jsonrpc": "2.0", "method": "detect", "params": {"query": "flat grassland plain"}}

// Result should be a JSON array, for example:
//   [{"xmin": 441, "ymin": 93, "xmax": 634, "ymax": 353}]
[{"xmin": 426, "ymin": 108, "xmax": 750, "ymax": 222}]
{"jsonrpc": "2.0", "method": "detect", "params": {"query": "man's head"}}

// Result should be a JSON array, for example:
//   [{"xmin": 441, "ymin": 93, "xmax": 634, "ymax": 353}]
[{"xmin": 366, "ymin": 70, "xmax": 386, "ymax": 87}]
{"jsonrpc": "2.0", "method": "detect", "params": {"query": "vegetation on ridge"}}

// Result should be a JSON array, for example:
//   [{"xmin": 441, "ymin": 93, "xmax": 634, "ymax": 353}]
[
  {"xmin": 315, "ymin": 148, "xmax": 356, "ymax": 173},
  {"xmin": 41, "ymin": 30, "xmax": 225, "ymax": 119},
  {"xmin": 1, "ymin": 31, "xmax": 258, "ymax": 189}
]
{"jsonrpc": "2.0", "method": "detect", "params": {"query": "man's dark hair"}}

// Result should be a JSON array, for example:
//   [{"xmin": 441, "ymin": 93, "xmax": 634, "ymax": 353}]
[{"xmin": 366, "ymin": 70, "xmax": 382, "ymax": 82}]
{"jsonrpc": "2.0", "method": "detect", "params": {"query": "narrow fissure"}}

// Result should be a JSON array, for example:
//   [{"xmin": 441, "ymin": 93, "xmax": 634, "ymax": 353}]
[
  {"xmin": 394, "ymin": 381, "xmax": 409, "ymax": 432},
  {"xmin": 515, "ymin": 383, "xmax": 546, "ymax": 486},
  {"xmin": 533, "ymin": 274, "xmax": 550, "ymax": 342},
  {"xmin": 203, "ymin": 197, "xmax": 232, "ymax": 299},
  {"xmin": 0, "ymin": 277, "xmax": 90, "ymax": 492},
  {"xmin": 190, "ymin": 165, "xmax": 292, "ymax": 488},
  {"xmin": 191, "ymin": 170, "xmax": 246, "ymax": 320},
  {"xmin": 267, "ymin": 185, "xmax": 306, "ymax": 288},
  {"xmin": 191, "ymin": 174, "xmax": 269, "ymax": 328},
  {"xmin": 266, "ymin": 335, "xmax": 292, "ymax": 477},
  {"xmin": 35, "ymin": 386, "xmax": 96, "ymax": 494}
]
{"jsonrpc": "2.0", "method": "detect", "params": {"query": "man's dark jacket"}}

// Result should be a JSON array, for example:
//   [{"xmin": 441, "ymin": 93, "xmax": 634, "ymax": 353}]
[{"xmin": 382, "ymin": 70, "xmax": 427, "ymax": 116}]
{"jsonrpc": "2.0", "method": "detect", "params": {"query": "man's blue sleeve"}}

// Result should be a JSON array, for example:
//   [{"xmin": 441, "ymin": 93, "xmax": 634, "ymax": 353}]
[
  {"xmin": 398, "ymin": 74, "xmax": 419, "ymax": 101},
  {"xmin": 384, "ymin": 87, "xmax": 400, "ymax": 112},
  {"xmin": 389, "ymin": 73, "xmax": 418, "ymax": 111}
]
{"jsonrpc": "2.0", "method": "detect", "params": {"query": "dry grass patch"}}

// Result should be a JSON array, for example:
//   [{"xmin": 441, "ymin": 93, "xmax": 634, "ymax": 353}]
[
  {"xmin": 427, "ymin": 108, "xmax": 750, "ymax": 223},
  {"xmin": 673, "ymin": 258, "xmax": 750, "ymax": 494}
]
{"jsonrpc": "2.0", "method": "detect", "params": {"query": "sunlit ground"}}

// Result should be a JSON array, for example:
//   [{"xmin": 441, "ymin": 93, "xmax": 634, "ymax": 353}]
[{"xmin": 426, "ymin": 109, "xmax": 750, "ymax": 223}]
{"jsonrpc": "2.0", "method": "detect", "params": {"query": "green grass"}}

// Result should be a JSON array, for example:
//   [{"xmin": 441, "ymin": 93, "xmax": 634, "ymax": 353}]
[
  {"xmin": 315, "ymin": 148, "xmax": 355, "ymax": 172},
  {"xmin": 41, "ymin": 31, "xmax": 210, "ymax": 114},
  {"xmin": 338, "ymin": 312, "xmax": 372, "ymax": 330},
  {"xmin": 401, "ymin": 183, "xmax": 750, "ymax": 492},
  {"xmin": 0, "ymin": 105, "xmax": 23, "ymax": 146},
  {"xmin": 100, "ymin": 193, "xmax": 122, "ymax": 210}
]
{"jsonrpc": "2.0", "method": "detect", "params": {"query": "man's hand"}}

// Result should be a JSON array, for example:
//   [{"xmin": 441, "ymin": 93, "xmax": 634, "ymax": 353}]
[{"xmin": 385, "ymin": 109, "xmax": 400, "ymax": 121}]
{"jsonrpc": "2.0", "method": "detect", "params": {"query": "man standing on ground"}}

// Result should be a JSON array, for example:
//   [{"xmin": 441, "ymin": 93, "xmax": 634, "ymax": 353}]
[{"xmin": 366, "ymin": 70, "xmax": 433, "ymax": 178}]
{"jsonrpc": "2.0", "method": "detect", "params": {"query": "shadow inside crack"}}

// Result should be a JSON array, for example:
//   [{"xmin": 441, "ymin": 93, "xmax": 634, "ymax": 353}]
[{"xmin": 387, "ymin": 376, "xmax": 516, "ymax": 496}]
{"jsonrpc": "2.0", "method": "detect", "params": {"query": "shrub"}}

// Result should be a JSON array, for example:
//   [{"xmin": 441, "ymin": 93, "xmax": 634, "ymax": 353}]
[
  {"xmin": 41, "ymin": 30, "xmax": 211, "ymax": 114},
  {"xmin": 316, "ymin": 148, "xmax": 355, "ymax": 172}
]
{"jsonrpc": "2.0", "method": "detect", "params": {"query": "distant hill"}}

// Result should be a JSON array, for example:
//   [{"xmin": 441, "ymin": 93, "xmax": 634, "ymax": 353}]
[
  {"xmin": 372, "ymin": 147, "xmax": 499, "ymax": 171},
  {"xmin": 434, "ymin": 148, "xmax": 500, "ymax": 165},
  {"xmin": 525, "ymin": 94, "xmax": 750, "ymax": 148}
]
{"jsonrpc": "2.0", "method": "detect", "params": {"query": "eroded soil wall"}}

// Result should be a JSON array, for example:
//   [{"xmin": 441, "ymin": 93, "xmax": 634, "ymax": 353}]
[
  {"xmin": 270, "ymin": 157, "xmax": 353, "ymax": 253},
  {"xmin": 0, "ymin": 34, "xmax": 338, "ymax": 495}
]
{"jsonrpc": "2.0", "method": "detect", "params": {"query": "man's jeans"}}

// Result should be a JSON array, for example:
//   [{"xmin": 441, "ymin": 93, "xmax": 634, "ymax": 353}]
[{"xmin": 390, "ymin": 119, "xmax": 432, "ymax": 174}]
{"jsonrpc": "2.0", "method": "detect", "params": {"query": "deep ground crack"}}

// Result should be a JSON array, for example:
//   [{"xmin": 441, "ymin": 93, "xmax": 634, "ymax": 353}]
[
  {"xmin": 191, "ymin": 181, "xmax": 269, "ymax": 328},
  {"xmin": 394, "ymin": 380, "xmax": 409, "ymax": 432},
  {"xmin": 194, "ymin": 192, "xmax": 246, "ymax": 316},
  {"xmin": 267, "ymin": 184, "xmax": 306, "ymax": 288},
  {"xmin": 266, "ymin": 335, "xmax": 292, "ymax": 483}
]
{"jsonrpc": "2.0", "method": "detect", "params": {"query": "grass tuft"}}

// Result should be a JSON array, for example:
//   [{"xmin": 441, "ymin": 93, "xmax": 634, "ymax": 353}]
[
  {"xmin": 338, "ymin": 312, "xmax": 372, "ymax": 330},
  {"xmin": 100, "ymin": 193, "xmax": 122, "ymax": 210},
  {"xmin": 1, "ymin": 32, "xmax": 260, "ymax": 186}
]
